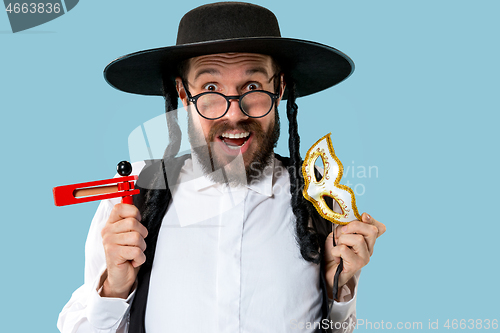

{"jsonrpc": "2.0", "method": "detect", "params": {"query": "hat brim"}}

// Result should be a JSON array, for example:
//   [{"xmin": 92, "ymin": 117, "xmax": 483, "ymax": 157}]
[{"xmin": 103, "ymin": 37, "xmax": 354, "ymax": 99}]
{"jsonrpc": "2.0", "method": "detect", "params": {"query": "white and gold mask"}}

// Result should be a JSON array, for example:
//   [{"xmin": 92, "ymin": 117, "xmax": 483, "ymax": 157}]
[{"xmin": 302, "ymin": 133, "xmax": 361, "ymax": 225}]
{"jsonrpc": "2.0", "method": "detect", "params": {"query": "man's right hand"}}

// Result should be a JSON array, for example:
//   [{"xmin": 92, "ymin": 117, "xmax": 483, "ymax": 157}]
[{"xmin": 100, "ymin": 203, "xmax": 148, "ymax": 299}]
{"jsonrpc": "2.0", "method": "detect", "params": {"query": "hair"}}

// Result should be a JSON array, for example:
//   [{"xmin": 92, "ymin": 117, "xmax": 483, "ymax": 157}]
[
  {"xmin": 137, "ymin": 59, "xmax": 322, "ymax": 266},
  {"xmin": 134, "ymin": 74, "xmax": 182, "ymax": 268},
  {"xmin": 284, "ymin": 74, "xmax": 321, "ymax": 264}
]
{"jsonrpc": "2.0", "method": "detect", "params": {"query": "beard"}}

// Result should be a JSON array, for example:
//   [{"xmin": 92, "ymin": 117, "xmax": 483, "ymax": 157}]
[{"xmin": 187, "ymin": 107, "xmax": 280, "ymax": 186}]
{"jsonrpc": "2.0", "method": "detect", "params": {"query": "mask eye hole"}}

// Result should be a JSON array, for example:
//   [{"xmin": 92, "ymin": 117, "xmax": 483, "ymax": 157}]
[
  {"xmin": 322, "ymin": 194, "xmax": 346, "ymax": 217},
  {"xmin": 322, "ymin": 195, "xmax": 334, "ymax": 211},
  {"xmin": 313, "ymin": 155, "xmax": 325, "ymax": 182}
]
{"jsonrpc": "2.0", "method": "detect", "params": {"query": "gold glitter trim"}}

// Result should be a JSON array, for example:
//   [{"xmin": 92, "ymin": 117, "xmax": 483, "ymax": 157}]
[{"xmin": 302, "ymin": 133, "xmax": 362, "ymax": 225}]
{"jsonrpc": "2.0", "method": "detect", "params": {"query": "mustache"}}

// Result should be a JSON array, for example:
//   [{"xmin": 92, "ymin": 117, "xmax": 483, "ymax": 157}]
[{"xmin": 208, "ymin": 119, "xmax": 263, "ymax": 141}]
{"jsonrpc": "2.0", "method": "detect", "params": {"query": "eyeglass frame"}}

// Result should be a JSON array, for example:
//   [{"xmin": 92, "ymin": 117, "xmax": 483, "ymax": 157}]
[{"xmin": 182, "ymin": 79, "xmax": 281, "ymax": 120}]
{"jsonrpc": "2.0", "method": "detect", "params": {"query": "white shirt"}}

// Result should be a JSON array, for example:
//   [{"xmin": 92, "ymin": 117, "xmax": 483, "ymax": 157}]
[{"xmin": 57, "ymin": 156, "xmax": 358, "ymax": 333}]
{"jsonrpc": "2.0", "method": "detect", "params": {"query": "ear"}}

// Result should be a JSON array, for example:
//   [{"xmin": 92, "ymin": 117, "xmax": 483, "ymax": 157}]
[
  {"xmin": 276, "ymin": 73, "xmax": 286, "ymax": 107},
  {"xmin": 175, "ymin": 77, "xmax": 189, "ymax": 108}
]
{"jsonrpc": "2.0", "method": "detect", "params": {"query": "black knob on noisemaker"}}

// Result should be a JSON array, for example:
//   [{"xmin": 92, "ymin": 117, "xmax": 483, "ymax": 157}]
[{"xmin": 117, "ymin": 161, "xmax": 132, "ymax": 176}]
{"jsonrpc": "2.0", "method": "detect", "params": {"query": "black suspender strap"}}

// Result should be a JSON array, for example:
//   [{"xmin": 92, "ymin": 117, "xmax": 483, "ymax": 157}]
[
  {"xmin": 129, "ymin": 155, "xmax": 189, "ymax": 332},
  {"xmin": 275, "ymin": 154, "xmax": 334, "ymax": 333}
]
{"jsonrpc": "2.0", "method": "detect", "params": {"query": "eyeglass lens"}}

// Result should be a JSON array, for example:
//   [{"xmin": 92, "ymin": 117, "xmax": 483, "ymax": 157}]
[{"xmin": 196, "ymin": 91, "xmax": 273, "ymax": 119}]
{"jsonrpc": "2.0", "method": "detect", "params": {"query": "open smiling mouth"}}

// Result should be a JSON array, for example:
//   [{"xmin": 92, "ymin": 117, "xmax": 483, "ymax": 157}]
[{"xmin": 219, "ymin": 131, "xmax": 251, "ymax": 150}]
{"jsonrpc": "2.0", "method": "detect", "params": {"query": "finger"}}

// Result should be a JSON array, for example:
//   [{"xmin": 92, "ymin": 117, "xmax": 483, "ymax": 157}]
[
  {"xmin": 333, "ymin": 225, "xmax": 345, "ymax": 246},
  {"xmin": 108, "ymin": 203, "xmax": 142, "ymax": 224},
  {"xmin": 108, "ymin": 217, "xmax": 148, "ymax": 239},
  {"xmin": 338, "ymin": 221, "xmax": 378, "ymax": 255},
  {"xmin": 336, "ymin": 233, "xmax": 370, "ymax": 263},
  {"xmin": 361, "ymin": 213, "xmax": 386, "ymax": 237},
  {"xmin": 325, "ymin": 232, "xmax": 340, "ymax": 264},
  {"xmin": 119, "ymin": 246, "xmax": 146, "ymax": 268},
  {"xmin": 108, "ymin": 231, "xmax": 147, "ymax": 252},
  {"xmin": 330, "ymin": 244, "xmax": 365, "ymax": 274}
]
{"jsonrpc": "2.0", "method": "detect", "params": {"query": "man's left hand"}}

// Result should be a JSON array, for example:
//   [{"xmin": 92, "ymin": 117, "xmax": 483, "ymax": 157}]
[{"xmin": 324, "ymin": 212, "xmax": 386, "ymax": 300}]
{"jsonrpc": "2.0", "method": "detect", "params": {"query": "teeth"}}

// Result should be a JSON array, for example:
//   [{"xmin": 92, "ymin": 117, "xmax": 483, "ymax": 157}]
[{"xmin": 221, "ymin": 132, "xmax": 250, "ymax": 139}]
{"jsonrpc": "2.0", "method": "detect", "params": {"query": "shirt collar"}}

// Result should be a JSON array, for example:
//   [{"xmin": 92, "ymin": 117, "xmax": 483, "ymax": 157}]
[
  {"xmin": 190, "ymin": 152, "xmax": 274, "ymax": 197},
  {"xmin": 246, "ymin": 158, "xmax": 274, "ymax": 197},
  {"xmin": 190, "ymin": 153, "xmax": 218, "ymax": 191}
]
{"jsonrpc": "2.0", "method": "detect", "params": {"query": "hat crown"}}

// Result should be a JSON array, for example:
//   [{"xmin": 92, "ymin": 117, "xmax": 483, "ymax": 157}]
[
  {"xmin": 104, "ymin": 2, "xmax": 353, "ymax": 97},
  {"xmin": 176, "ymin": 2, "xmax": 281, "ymax": 45}
]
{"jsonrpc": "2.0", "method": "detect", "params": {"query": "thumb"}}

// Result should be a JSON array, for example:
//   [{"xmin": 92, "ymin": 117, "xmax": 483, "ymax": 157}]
[{"xmin": 325, "ymin": 231, "xmax": 341, "ymax": 264}]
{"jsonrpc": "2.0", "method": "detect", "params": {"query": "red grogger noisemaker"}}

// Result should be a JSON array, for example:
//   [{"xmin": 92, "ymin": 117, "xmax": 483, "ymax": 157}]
[{"xmin": 53, "ymin": 161, "xmax": 140, "ymax": 206}]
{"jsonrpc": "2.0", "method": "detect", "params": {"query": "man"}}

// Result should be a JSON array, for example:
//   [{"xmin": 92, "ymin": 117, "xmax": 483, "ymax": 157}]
[{"xmin": 58, "ymin": 3, "xmax": 385, "ymax": 333}]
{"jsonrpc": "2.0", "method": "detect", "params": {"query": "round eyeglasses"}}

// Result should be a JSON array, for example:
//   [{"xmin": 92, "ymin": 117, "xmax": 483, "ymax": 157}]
[{"xmin": 185, "ymin": 89, "xmax": 280, "ymax": 120}]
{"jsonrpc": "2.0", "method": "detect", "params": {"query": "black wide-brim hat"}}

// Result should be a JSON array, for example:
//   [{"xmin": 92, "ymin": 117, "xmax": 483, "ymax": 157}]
[{"xmin": 104, "ymin": 2, "xmax": 354, "ymax": 99}]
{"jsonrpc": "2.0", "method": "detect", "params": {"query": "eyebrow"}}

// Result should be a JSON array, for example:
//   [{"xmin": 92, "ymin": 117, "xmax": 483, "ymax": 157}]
[
  {"xmin": 245, "ymin": 67, "xmax": 271, "ymax": 78},
  {"xmin": 193, "ymin": 68, "xmax": 221, "ymax": 81},
  {"xmin": 192, "ymin": 66, "xmax": 272, "ymax": 82}
]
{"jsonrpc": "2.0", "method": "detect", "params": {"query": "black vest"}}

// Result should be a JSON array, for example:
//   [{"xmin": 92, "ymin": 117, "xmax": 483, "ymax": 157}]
[{"xmin": 129, "ymin": 154, "xmax": 335, "ymax": 332}]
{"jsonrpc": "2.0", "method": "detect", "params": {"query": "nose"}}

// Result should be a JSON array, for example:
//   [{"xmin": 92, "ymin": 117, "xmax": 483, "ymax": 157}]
[{"xmin": 224, "ymin": 97, "xmax": 248, "ymax": 122}]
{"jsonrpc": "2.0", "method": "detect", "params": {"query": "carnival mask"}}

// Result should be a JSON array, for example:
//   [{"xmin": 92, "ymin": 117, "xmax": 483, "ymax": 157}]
[{"xmin": 302, "ymin": 133, "xmax": 361, "ymax": 225}]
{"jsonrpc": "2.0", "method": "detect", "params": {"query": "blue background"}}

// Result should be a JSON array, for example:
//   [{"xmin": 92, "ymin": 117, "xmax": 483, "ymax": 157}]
[{"xmin": 1, "ymin": 1, "xmax": 499, "ymax": 332}]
